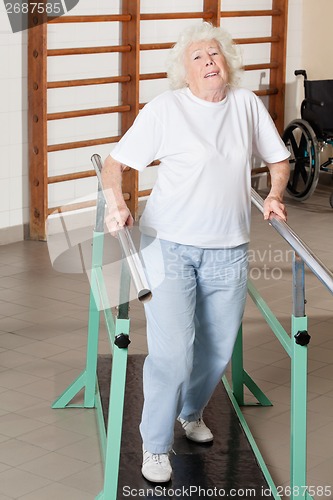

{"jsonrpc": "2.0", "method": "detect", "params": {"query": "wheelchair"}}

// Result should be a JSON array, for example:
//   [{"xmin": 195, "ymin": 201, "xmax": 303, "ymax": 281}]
[{"xmin": 282, "ymin": 70, "xmax": 333, "ymax": 207}]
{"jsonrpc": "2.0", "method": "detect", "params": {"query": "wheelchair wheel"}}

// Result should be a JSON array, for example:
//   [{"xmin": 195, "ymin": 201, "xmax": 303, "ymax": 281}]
[
  {"xmin": 282, "ymin": 119, "xmax": 320, "ymax": 201},
  {"xmin": 330, "ymin": 193, "xmax": 333, "ymax": 209}
]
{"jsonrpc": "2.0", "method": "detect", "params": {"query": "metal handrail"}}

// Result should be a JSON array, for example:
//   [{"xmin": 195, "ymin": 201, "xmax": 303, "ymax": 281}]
[
  {"xmin": 251, "ymin": 188, "xmax": 333, "ymax": 295},
  {"xmin": 91, "ymin": 154, "xmax": 152, "ymax": 303}
]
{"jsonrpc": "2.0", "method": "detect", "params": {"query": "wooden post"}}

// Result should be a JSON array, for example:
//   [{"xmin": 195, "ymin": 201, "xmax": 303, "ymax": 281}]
[
  {"xmin": 121, "ymin": 0, "xmax": 140, "ymax": 220},
  {"xmin": 203, "ymin": 0, "xmax": 221, "ymax": 26},
  {"xmin": 269, "ymin": 0, "xmax": 289, "ymax": 133},
  {"xmin": 28, "ymin": 5, "xmax": 48, "ymax": 240}
]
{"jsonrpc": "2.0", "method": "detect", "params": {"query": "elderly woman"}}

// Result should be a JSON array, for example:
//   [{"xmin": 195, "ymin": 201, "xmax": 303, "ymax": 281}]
[{"xmin": 102, "ymin": 22, "xmax": 290, "ymax": 483}]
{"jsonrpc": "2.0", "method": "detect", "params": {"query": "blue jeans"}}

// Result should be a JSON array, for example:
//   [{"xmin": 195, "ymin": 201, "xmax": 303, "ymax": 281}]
[{"xmin": 139, "ymin": 235, "xmax": 248, "ymax": 454}]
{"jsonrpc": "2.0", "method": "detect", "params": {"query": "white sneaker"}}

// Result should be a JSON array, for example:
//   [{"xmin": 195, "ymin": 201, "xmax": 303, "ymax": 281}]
[
  {"xmin": 141, "ymin": 448, "xmax": 172, "ymax": 483},
  {"xmin": 178, "ymin": 417, "xmax": 213, "ymax": 443}
]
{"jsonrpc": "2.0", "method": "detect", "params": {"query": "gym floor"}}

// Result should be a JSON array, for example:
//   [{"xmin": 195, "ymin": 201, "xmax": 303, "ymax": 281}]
[{"xmin": 0, "ymin": 176, "xmax": 332, "ymax": 499}]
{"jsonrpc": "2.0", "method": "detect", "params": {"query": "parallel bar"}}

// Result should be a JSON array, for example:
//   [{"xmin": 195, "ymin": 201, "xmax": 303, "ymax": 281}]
[
  {"xmin": 47, "ymin": 105, "xmax": 130, "ymax": 121},
  {"xmin": 48, "ymin": 14, "xmax": 132, "ymax": 23},
  {"xmin": 140, "ymin": 12, "xmax": 213, "ymax": 20},
  {"xmin": 47, "ymin": 45, "xmax": 131, "ymax": 56},
  {"xmin": 47, "ymin": 135, "xmax": 121, "ymax": 152},
  {"xmin": 47, "ymin": 75, "xmax": 131, "ymax": 89},
  {"xmin": 91, "ymin": 154, "xmax": 152, "ymax": 303},
  {"xmin": 220, "ymin": 9, "xmax": 281, "ymax": 17},
  {"xmin": 251, "ymin": 189, "xmax": 333, "ymax": 294}
]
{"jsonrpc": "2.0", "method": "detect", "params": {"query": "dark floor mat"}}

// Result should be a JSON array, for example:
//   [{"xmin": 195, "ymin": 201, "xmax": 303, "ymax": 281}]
[{"xmin": 97, "ymin": 354, "xmax": 272, "ymax": 499}]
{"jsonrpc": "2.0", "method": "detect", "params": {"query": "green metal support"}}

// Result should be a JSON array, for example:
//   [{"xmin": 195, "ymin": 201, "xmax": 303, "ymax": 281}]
[
  {"xmin": 52, "ymin": 230, "xmax": 105, "ymax": 410},
  {"xmin": 231, "ymin": 324, "xmax": 272, "ymax": 407}
]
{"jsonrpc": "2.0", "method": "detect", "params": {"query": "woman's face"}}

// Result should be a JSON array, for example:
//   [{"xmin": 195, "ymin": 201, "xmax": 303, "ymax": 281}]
[{"xmin": 184, "ymin": 39, "xmax": 229, "ymax": 102}]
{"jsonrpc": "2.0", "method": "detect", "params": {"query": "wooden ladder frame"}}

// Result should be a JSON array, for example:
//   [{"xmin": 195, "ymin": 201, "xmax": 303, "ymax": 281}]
[{"xmin": 28, "ymin": 0, "xmax": 289, "ymax": 240}]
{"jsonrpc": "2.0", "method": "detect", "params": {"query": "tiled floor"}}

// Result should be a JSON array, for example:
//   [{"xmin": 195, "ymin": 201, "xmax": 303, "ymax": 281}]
[{"xmin": 0, "ymin": 175, "xmax": 333, "ymax": 499}]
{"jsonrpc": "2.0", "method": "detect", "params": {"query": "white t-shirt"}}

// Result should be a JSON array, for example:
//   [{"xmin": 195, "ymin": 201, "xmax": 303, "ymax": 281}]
[{"xmin": 111, "ymin": 87, "xmax": 290, "ymax": 248}]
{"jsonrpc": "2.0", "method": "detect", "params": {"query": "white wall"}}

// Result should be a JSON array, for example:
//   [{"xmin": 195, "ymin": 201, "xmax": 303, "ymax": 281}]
[
  {"xmin": 0, "ymin": 4, "xmax": 28, "ymax": 243},
  {"xmin": 0, "ymin": 0, "xmax": 330, "ymax": 242}
]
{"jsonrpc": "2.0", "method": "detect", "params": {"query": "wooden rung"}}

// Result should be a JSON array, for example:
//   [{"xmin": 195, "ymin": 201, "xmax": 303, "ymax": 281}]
[
  {"xmin": 235, "ymin": 36, "xmax": 280, "ymax": 44},
  {"xmin": 244, "ymin": 62, "xmax": 279, "ymax": 71},
  {"xmin": 47, "ymin": 45, "xmax": 131, "ymax": 57},
  {"xmin": 47, "ymin": 105, "xmax": 130, "ymax": 121},
  {"xmin": 254, "ymin": 88, "xmax": 279, "ymax": 96},
  {"xmin": 221, "ymin": 9, "xmax": 281, "ymax": 17},
  {"xmin": 251, "ymin": 166, "xmax": 269, "ymax": 175},
  {"xmin": 48, "ymin": 135, "xmax": 121, "ymax": 152},
  {"xmin": 139, "ymin": 189, "xmax": 152, "ymax": 198},
  {"xmin": 48, "ymin": 170, "xmax": 96, "ymax": 184},
  {"xmin": 48, "ymin": 200, "xmax": 96, "ymax": 215},
  {"xmin": 48, "ymin": 14, "xmax": 132, "ymax": 23},
  {"xmin": 140, "ymin": 42, "xmax": 174, "ymax": 51},
  {"xmin": 140, "ymin": 12, "xmax": 213, "ymax": 21},
  {"xmin": 47, "ymin": 75, "xmax": 131, "ymax": 89},
  {"xmin": 47, "ymin": 193, "xmax": 130, "ymax": 216},
  {"xmin": 139, "ymin": 36, "xmax": 279, "ymax": 53},
  {"xmin": 140, "ymin": 72, "xmax": 167, "ymax": 81}
]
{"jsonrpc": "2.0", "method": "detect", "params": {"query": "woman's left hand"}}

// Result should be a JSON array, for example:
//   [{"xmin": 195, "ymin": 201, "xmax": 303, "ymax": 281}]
[{"xmin": 263, "ymin": 195, "xmax": 287, "ymax": 221}]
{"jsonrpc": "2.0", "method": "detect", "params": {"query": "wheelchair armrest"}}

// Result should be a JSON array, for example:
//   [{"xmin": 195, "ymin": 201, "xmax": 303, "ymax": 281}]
[{"xmin": 301, "ymin": 97, "xmax": 324, "ymax": 109}]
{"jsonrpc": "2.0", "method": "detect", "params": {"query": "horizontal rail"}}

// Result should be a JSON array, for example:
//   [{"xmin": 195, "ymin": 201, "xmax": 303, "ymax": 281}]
[
  {"xmin": 140, "ymin": 64, "xmax": 279, "ymax": 83},
  {"xmin": 47, "ymin": 105, "xmax": 130, "ymax": 121},
  {"xmin": 138, "ymin": 189, "xmax": 152, "ymax": 198},
  {"xmin": 48, "ymin": 14, "xmax": 132, "ymax": 23},
  {"xmin": 251, "ymin": 189, "xmax": 333, "ymax": 294},
  {"xmin": 47, "ymin": 75, "xmax": 131, "ymax": 89},
  {"xmin": 140, "ymin": 12, "xmax": 213, "ymax": 21},
  {"xmin": 140, "ymin": 37, "xmax": 279, "ymax": 52},
  {"xmin": 47, "ymin": 45, "xmax": 131, "ymax": 57},
  {"xmin": 140, "ymin": 72, "xmax": 166, "ymax": 81},
  {"xmin": 221, "ymin": 9, "xmax": 281, "ymax": 17},
  {"xmin": 235, "ymin": 36, "xmax": 280, "ymax": 45},
  {"xmin": 243, "ymin": 62, "xmax": 279, "ymax": 71},
  {"xmin": 91, "ymin": 154, "xmax": 152, "ymax": 303},
  {"xmin": 48, "ymin": 135, "xmax": 121, "ymax": 152},
  {"xmin": 140, "ymin": 42, "xmax": 174, "ymax": 51},
  {"xmin": 255, "ymin": 88, "xmax": 278, "ymax": 97},
  {"xmin": 47, "ymin": 193, "xmax": 130, "ymax": 216},
  {"xmin": 48, "ymin": 170, "xmax": 96, "ymax": 184}
]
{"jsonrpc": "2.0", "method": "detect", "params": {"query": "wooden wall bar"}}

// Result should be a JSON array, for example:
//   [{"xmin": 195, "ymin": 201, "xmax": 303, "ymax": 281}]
[
  {"xmin": 28, "ymin": 8, "xmax": 48, "ymax": 240},
  {"xmin": 28, "ymin": 0, "xmax": 289, "ymax": 240}
]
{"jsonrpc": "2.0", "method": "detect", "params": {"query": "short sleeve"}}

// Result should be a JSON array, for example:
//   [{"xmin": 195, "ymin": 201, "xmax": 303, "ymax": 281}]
[
  {"xmin": 110, "ymin": 102, "xmax": 165, "ymax": 172},
  {"xmin": 252, "ymin": 95, "xmax": 290, "ymax": 164}
]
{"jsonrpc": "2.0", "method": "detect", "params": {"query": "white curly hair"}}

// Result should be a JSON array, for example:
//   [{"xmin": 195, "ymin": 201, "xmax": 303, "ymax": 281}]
[{"xmin": 167, "ymin": 22, "xmax": 243, "ymax": 90}]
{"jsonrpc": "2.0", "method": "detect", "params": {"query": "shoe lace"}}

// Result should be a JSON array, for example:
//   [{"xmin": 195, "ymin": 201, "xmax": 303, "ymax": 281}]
[{"xmin": 144, "ymin": 452, "xmax": 169, "ymax": 466}]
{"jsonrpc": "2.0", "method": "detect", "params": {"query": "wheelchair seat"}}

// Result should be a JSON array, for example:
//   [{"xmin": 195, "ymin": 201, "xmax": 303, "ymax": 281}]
[{"xmin": 302, "ymin": 79, "xmax": 333, "ymax": 139}]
